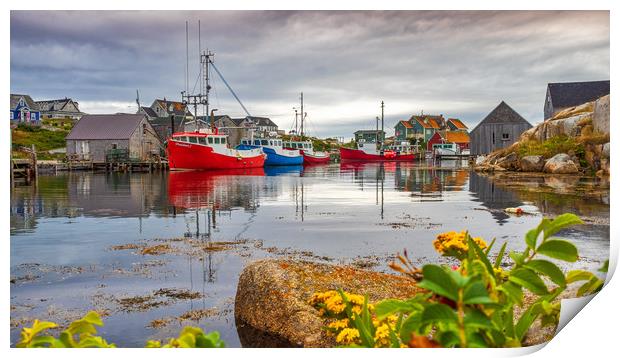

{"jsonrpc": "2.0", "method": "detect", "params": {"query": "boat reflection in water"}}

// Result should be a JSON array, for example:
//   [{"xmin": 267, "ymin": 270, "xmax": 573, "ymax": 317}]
[
  {"xmin": 167, "ymin": 168, "xmax": 265, "ymax": 211},
  {"xmin": 264, "ymin": 165, "xmax": 304, "ymax": 177}
]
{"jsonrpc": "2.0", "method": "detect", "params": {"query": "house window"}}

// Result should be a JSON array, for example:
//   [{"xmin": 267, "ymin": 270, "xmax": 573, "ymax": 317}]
[
  {"xmin": 111, "ymin": 143, "xmax": 118, "ymax": 149},
  {"xmin": 502, "ymin": 133, "xmax": 510, "ymax": 140},
  {"xmin": 492, "ymin": 132, "xmax": 495, "ymax": 145}
]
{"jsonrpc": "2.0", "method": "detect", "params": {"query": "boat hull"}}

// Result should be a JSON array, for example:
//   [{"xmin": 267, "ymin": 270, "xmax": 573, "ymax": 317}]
[
  {"xmin": 167, "ymin": 140, "xmax": 265, "ymax": 170},
  {"xmin": 339, "ymin": 147, "xmax": 415, "ymax": 161},
  {"xmin": 302, "ymin": 151, "xmax": 331, "ymax": 164},
  {"xmin": 237, "ymin": 145, "xmax": 304, "ymax": 166}
]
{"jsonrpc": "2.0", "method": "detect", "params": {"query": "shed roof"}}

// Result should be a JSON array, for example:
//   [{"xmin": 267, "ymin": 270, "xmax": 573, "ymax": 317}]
[
  {"xmin": 354, "ymin": 129, "xmax": 385, "ymax": 134},
  {"xmin": 547, "ymin": 80, "xmax": 610, "ymax": 109},
  {"xmin": 66, "ymin": 114, "xmax": 145, "ymax": 140},
  {"xmin": 471, "ymin": 101, "xmax": 531, "ymax": 132}
]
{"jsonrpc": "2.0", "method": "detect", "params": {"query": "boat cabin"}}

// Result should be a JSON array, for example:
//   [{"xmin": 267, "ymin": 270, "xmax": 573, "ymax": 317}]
[
  {"xmin": 240, "ymin": 138, "xmax": 284, "ymax": 147},
  {"xmin": 283, "ymin": 141, "xmax": 313, "ymax": 151},
  {"xmin": 172, "ymin": 132, "xmax": 229, "ymax": 147}
]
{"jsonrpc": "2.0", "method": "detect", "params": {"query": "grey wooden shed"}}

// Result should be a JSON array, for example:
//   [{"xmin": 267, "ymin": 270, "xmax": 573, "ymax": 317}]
[{"xmin": 470, "ymin": 101, "xmax": 532, "ymax": 155}]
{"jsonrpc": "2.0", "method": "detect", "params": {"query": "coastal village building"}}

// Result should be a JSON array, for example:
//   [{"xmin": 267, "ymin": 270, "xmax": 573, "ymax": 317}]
[
  {"xmin": 10, "ymin": 94, "xmax": 41, "ymax": 124},
  {"xmin": 544, "ymin": 80, "xmax": 610, "ymax": 120},
  {"xmin": 446, "ymin": 118, "xmax": 468, "ymax": 132},
  {"xmin": 394, "ymin": 120, "xmax": 414, "ymax": 142},
  {"xmin": 427, "ymin": 131, "xmax": 471, "ymax": 152},
  {"xmin": 247, "ymin": 116, "xmax": 278, "ymax": 136},
  {"xmin": 354, "ymin": 129, "xmax": 386, "ymax": 143},
  {"xmin": 35, "ymin": 98, "xmax": 84, "ymax": 120},
  {"xmin": 148, "ymin": 98, "xmax": 193, "ymax": 120},
  {"xmin": 66, "ymin": 113, "xmax": 161, "ymax": 162},
  {"xmin": 470, "ymin": 101, "xmax": 532, "ymax": 155}
]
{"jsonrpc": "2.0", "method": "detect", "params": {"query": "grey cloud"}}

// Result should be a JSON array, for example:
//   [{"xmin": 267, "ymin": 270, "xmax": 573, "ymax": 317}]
[{"xmin": 11, "ymin": 10, "xmax": 609, "ymax": 138}]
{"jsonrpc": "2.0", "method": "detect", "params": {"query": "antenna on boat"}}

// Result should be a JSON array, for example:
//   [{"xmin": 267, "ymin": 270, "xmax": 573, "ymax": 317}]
[{"xmin": 300, "ymin": 92, "xmax": 304, "ymax": 139}]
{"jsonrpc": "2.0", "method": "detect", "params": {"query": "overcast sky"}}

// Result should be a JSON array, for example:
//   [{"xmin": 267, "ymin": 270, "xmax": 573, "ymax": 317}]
[{"xmin": 11, "ymin": 10, "xmax": 609, "ymax": 139}]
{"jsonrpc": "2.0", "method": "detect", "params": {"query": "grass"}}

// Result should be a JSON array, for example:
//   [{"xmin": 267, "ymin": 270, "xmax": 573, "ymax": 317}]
[
  {"xmin": 11, "ymin": 124, "xmax": 68, "ymax": 152},
  {"xmin": 516, "ymin": 135, "xmax": 584, "ymax": 159}
]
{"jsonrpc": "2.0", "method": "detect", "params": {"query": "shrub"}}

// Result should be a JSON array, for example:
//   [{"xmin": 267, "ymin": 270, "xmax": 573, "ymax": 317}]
[
  {"xmin": 516, "ymin": 136, "xmax": 584, "ymax": 159},
  {"xmin": 16, "ymin": 311, "xmax": 225, "ymax": 348},
  {"xmin": 314, "ymin": 214, "xmax": 607, "ymax": 348}
]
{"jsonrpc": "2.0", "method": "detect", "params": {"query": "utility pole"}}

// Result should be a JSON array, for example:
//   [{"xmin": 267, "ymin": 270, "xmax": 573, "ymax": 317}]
[
  {"xmin": 380, "ymin": 100, "xmax": 385, "ymax": 150},
  {"xmin": 294, "ymin": 108, "xmax": 298, "ymax": 136},
  {"xmin": 376, "ymin": 116, "xmax": 380, "ymax": 150}
]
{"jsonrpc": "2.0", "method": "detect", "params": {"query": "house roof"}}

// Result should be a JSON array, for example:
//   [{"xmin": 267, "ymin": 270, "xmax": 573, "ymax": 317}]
[
  {"xmin": 446, "ymin": 131, "xmax": 470, "ymax": 144},
  {"xmin": 231, "ymin": 117, "xmax": 252, "ymax": 126},
  {"xmin": 154, "ymin": 99, "xmax": 192, "ymax": 116},
  {"xmin": 66, "ymin": 114, "xmax": 146, "ymax": 140},
  {"xmin": 410, "ymin": 116, "xmax": 431, "ymax": 129},
  {"xmin": 471, "ymin": 101, "xmax": 532, "ymax": 132},
  {"xmin": 426, "ymin": 118, "xmax": 441, "ymax": 129},
  {"xmin": 10, "ymin": 94, "xmax": 38, "ymax": 110},
  {"xmin": 547, "ymin": 80, "xmax": 610, "ymax": 109},
  {"xmin": 35, "ymin": 98, "xmax": 81, "ymax": 113},
  {"xmin": 140, "ymin": 106, "xmax": 158, "ymax": 118},
  {"xmin": 248, "ymin": 116, "xmax": 278, "ymax": 128},
  {"xmin": 447, "ymin": 118, "xmax": 468, "ymax": 130},
  {"xmin": 396, "ymin": 120, "xmax": 413, "ymax": 129},
  {"xmin": 354, "ymin": 129, "xmax": 385, "ymax": 134}
]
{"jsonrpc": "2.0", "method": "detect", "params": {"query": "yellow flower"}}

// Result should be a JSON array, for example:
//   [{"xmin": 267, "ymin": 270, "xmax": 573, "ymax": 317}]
[
  {"xmin": 373, "ymin": 323, "xmax": 391, "ymax": 347},
  {"xmin": 336, "ymin": 328, "xmax": 360, "ymax": 345},
  {"xmin": 327, "ymin": 318, "xmax": 350, "ymax": 330},
  {"xmin": 433, "ymin": 231, "xmax": 487, "ymax": 257}
]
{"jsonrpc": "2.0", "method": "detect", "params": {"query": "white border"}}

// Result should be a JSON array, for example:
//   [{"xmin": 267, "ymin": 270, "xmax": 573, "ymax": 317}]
[{"xmin": 3, "ymin": 1, "xmax": 617, "ymax": 357}]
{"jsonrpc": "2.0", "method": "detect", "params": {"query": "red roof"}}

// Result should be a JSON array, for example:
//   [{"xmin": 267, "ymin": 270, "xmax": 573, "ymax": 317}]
[
  {"xmin": 398, "ymin": 120, "xmax": 413, "ymax": 129},
  {"xmin": 446, "ymin": 131, "xmax": 470, "ymax": 143}
]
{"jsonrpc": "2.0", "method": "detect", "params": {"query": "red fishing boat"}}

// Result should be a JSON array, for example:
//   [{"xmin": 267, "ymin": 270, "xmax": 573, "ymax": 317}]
[
  {"xmin": 339, "ymin": 145, "xmax": 416, "ymax": 161},
  {"xmin": 283, "ymin": 140, "xmax": 330, "ymax": 164},
  {"xmin": 167, "ymin": 129, "xmax": 265, "ymax": 170},
  {"xmin": 340, "ymin": 100, "xmax": 416, "ymax": 162}
]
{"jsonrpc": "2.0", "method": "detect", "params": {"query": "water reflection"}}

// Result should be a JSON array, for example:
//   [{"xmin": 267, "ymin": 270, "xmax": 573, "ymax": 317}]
[{"xmin": 10, "ymin": 163, "xmax": 610, "ymax": 347}]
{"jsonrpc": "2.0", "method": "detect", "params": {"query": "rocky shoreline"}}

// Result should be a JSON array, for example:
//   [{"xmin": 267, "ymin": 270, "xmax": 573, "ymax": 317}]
[{"xmin": 475, "ymin": 95, "xmax": 610, "ymax": 176}]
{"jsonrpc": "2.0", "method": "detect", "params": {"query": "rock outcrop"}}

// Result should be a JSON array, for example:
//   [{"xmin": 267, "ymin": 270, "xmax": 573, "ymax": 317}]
[
  {"xmin": 543, "ymin": 154, "xmax": 580, "ymax": 174},
  {"xmin": 519, "ymin": 155, "xmax": 545, "ymax": 172},
  {"xmin": 234, "ymin": 259, "xmax": 422, "ymax": 348},
  {"xmin": 475, "ymin": 95, "xmax": 610, "ymax": 175}
]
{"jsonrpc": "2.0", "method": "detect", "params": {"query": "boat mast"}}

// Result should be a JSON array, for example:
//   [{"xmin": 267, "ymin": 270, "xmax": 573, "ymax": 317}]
[{"xmin": 300, "ymin": 92, "xmax": 304, "ymax": 140}]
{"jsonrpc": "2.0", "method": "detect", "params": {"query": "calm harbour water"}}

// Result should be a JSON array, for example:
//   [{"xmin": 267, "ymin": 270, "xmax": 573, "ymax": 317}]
[{"xmin": 10, "ymin": 161, "xmax": 610, "ymax": 347}]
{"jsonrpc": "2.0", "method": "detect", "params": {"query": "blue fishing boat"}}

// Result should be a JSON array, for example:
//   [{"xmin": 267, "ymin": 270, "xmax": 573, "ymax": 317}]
[{"xmin": 237, "ymin": 138, "xmax": 304, "ymax": 166}]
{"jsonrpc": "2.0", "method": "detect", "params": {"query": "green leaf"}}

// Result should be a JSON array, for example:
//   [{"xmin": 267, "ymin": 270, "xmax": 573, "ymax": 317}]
[
  {"xmin": 525, "ymin": 228, "xmax": 539, "ymax": 251},
  {"xmin": 525, "ymin": 260, "xmax": 566, "ymax": 287},
  {"xmin": 494, "ymin": 242, "xmax": 507, "ymax": 269},
  {"xmin": 566, "ymin": 270, "xmax": 594, "ymax": 283},
  {"xmin": 374, "ymin": 299, "xmax": 422, "ymax": 321},
  {"xmin": 537, "ymin": 239, "xmax": 578, "ymax": 262},
  {"xmin": 399, "ymin": 311, "xmax": 423, "ymax": 343},
  {"xmin": 464, "ymin": 309, "xmax": 494, "ymax": 329},
  {"xmin": 498, "ymin": 282, "xmax": 524, "ymax": 306},
  {"xmin": 463, "ymin": 281, "xmax": 494, "ymax": 304},
  {"xmin": 599, "ymin": 260, "xmax": 609, "ymax": 273},
  {"xmin": 509, "ymin": 268, "xmax": 548, "ymax": 295},
  {"xmin": 577, "ymin": 277, "xmax": 604, "ymax": 297},
  {"xmin": 418, "ymin": 265, "xmax": 459, "ymax": 301},
  {"xmin": 543, "ymin": 214, "xmax": 583, "ymax": 240},
  {"xmin": 468, "ymin": 237, "xmax": 494, "ymax": 275},
  {"xmin": 466, "ymin": 331, "xmax": 489, "ymax": 348},
  {"xmin": 421, "ymin": 303, "xmax": 458, "ymax": 324},
  {"xmin": 484, "ymin": 237, "xmax": 496, "ymax": 255},
  {"xmin": 437, "ymin": 330, "xmax": 460, "ymax": 347},
  {"xmin": 509, "ymin": 251, "xmax": 525, "ymax": 266},
  {"xmin": 515, "ymin": 305, "xmax": 538, "ymax": 341}
]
